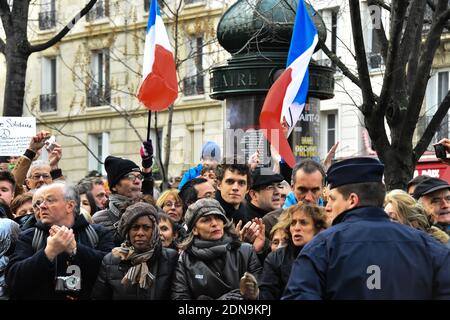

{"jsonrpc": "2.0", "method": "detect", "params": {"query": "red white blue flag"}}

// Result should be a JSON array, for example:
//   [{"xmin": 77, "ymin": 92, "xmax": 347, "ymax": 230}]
[
  {"xmin": 138, "ymin": 0, "xmax": 178, "ymax": 111},
  {"xmin": 259, "ymin": 1, "xmax": 318, "ymax": 168}
]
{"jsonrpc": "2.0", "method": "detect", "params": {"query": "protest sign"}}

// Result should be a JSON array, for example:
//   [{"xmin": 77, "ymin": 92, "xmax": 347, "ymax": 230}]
[{"xmin": 0, "ymin": 117, "xmax": 36, "ymax": 156}]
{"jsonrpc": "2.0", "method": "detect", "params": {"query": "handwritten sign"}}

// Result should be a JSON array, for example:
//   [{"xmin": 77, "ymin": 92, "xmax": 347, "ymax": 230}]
[{"xmin": 0, "ymin": 117, "xmax": 36, "ymax": 156}]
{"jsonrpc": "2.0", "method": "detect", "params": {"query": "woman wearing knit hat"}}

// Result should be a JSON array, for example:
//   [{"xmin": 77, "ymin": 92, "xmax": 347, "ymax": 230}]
[
  {"xmin": 171, "ymin": 198, "xmax": 262, "ymax": 300},
  {"xmin": 91, "ymin": 202, "xmax": 178, "ymax": 299}
]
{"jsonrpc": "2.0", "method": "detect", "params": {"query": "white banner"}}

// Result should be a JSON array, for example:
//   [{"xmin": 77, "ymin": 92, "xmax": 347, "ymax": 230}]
[{"xmin": 0, "ymin": 117, "xmax": 36, "ymax": 156}]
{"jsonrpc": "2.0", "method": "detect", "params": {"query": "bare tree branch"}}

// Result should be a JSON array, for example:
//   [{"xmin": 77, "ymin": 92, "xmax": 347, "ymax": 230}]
[
  {"xmin": 349, "ymin": 0, "xmax": 375, "ymax": 113},
  {"xmin": 0, "ymin": 0, "xmax": 13, "ymax": 37},
  {"xmin": 414, "ymin": 90, "xmax": 450, "ymax": 159},
  {"xmin": 320, "ymin": 42, "xmax": 361, "ymax": 88},
  {"xmin": 407, "ymin": 23, "xmax": 423, "ymax": 95},
  {"xmin": 377, "ymin": 0, "xmax": 409, "ymax": 123},
  {"xmin": 0, "ymin": 38, "xmax": 5, "ymax": 55},
  {"xmin": 30, "ymin": 0, "xmax": 98, "ymax": 53},
  {"xmin": 402, "ymin": 0, "xmax": 450, "ymax": 142},
  {"xmin": 369, "ymin": 0, "xmax": 392, "ymax": 11},
  {"xmin": 367, "ymin": 0, "xmax": 389, "ymax": 59},
  {"xmin": 399, "ymin": 0, "xmax": 426, "ymax": 67}
]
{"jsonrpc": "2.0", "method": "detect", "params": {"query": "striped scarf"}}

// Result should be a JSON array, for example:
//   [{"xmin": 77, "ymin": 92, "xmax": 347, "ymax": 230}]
[
  {"xmin": 112, "ymin": 216, "xmax": 160, "ymax": 290},
  {"xmin": 112, "ymin": 244, "xmax": 156, "ymax": 289}
]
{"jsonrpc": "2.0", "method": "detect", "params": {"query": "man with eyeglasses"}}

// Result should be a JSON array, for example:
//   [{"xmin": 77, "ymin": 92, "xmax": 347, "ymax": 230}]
[
  {"xmin": 413, "ymin": 177, "xmax": 450, "ymax": 235},
  {"xmin": 93, "ymin": 156, "xmax": 143, "ymax": 245},
  {"xmin": 25, "ymin": 160, "xmax": 53, "ymax": 192},
  {"xmin": 243, "ymin": 168, "xmax": 284, "ymax": 224},
  {"xmin": 6, "ymin": 182, "xmax": 114, "ymax": 300}
]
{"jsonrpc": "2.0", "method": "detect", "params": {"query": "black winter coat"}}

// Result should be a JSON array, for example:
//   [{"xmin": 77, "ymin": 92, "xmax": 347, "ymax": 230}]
[
  {"xmin": 5, "ymin": 215, "xmax": 114, "ymax": 300},
  {"xmin": 92, "ymin": 209, "xmax": 124, "ymax": 246},
  {"xmin": 91, "ymin": 245, "xmax": 178, "ymax": 300},
  {"xmin": 283, "ymin": 207, "xmax": 450, "ymax": 300},
  {"xmin": 259, "ymin": 243, "xmax": 301, "ymax": 300},
  {"xmin": 171, "ymin": 241, "xmax": 262, "ymax": 300}
]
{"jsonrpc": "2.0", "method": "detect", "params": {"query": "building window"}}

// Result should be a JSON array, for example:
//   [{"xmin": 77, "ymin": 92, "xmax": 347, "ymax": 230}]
[
  {"xmin": 423, "ymin": 70, "xmax": 450, "ymax": 146},
  {"xmin": 88, "ymin": 49, "xmax": 110, "ymax": 107},
  {"xmin": 366, "ymin": 4, "xmax": 384, "ymax": 70},
  {"xmin": 183, "ymin": 36, "xmax": 204, "ymax": 96},
  {"xmin": 144, "ymin": 0, "xmax": 164, "ymax": 12},
  {"xmin": 39, "ymin": 0, "xmax": 56, "ymax": 30},
  {"xmin": 185, "ymin": 0, "xmax": 203, "ymax": 4},
  {"xmin": 86, "ymin": 0, "xmax": 109, "ymax": 22},
  {"xmin": 40, "ymin": 57, "xmax": 57, "ymax": 112},
  {"xmin": 313, "ymin": 7, "xmax": 338, "ymax": 68},
  {"xmin": 88, "ymin": 132, "xmax": 109, "ymax": 175},
  {"xmin": 327, "ymin": 113, "xmax": 336, "ymax": 151}
]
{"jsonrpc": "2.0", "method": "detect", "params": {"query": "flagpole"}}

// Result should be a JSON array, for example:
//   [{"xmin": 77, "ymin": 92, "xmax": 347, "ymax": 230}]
[{"xmin": 146, "ymin": 110, "xmax": 152, "ymax": 141}]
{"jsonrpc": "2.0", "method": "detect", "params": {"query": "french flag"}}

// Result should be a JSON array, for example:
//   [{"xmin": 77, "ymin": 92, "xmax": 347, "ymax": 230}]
[
  {"xmin": 138, "ymin": 0, "xmax": 178, "ymax": 111},
  {"xmin": 259, "ymin": 1, "xmax": 318, "ymax": 168}
]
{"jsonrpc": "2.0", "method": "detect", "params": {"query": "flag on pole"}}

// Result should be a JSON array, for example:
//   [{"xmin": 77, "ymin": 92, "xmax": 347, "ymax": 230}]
[
  {"xmin": 138, "ymin": 0, "xmax": 178, "ymax": 111},
  {"xmin": 259, "ymin": 1, "xmax": 318, "ymax": 168}
]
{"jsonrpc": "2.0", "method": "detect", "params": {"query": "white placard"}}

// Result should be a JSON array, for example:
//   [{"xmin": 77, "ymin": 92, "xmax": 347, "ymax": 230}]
[{"xmin": 0, "ymin": 117, "xmax": 36, "ymax": 156}]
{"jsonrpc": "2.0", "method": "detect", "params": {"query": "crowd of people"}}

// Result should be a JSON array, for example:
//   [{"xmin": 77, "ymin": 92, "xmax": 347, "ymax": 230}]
[{"xmin": 0, "ymin": 131, "xmax": 450, "ymax": 300}]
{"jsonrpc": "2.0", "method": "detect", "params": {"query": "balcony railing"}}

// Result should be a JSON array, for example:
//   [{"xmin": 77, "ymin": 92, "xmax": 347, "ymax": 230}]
[
  {"xmin": 87, "ymin": 84, "xmax": 110, "ymax": 107},
  {"xmin": 40, "ymin": 93, "xmax": 57, "ymax": 112},
  {"xmin": 39, "ymin": 10, "xmax": 56, "ymax": 30},
  {"xmin": 182, "ymin": 74, "xmax": 204, "ymax": 96},
  {"xmin": 86, "ymin": 0, "xmax": 106, "ymax": 22}
]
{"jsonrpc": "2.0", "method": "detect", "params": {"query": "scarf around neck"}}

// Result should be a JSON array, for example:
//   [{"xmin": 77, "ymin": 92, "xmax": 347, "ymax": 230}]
[
  {"xmin": 108, "ymin": 193, "xmax": 134, "ymax": 219},
  {"xmin": 189, "ymin": 235, "xmax": 238, "ymax": 260},
  {"xmin": 111, "ymin": 214, "xmax": 161, "ymax": 290}
]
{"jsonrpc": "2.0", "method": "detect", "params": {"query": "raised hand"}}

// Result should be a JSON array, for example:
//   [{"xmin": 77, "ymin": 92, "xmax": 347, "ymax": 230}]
[{"xmin": 140, "ymin": 139, "xmax": 154, "ymax": 169}]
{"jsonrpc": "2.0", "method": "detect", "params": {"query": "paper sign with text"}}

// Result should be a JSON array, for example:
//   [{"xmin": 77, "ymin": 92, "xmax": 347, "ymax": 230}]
[{"xmin": 0, "ymin": 117, "xmax": 36, "ymax": 156}]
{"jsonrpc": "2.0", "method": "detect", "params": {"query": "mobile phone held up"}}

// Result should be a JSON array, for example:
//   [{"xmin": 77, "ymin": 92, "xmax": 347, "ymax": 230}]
[
  {"xmin": 45, "ymin": 135, "xmax": 56, "ymax": 153},
  {"xmin": 434, "ymin": 143, "xmax": 447, "ymax": 160}
]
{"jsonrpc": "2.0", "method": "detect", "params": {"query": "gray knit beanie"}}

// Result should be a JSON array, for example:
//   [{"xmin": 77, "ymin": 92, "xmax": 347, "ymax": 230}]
[
  {"xmin": 184, "ymin": 198, "xmax": 229, "ymax": 232},
  {"xmin": 118, "ymin": 202, "xmax": 159, "ymax": 238}
]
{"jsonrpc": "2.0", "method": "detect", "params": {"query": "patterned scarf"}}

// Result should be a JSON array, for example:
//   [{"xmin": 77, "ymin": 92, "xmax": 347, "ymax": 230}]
[
  {"xmin": 111, "ymin": 214, "xmax": 160, "ymax": 290},
  {"xmin": 108, "ymin": 193, "xmax": 134, "ymax": 219}
]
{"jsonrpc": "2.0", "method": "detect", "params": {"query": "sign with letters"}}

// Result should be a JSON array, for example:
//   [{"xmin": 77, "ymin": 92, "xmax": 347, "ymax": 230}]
[{"xmin": 0, "ymin": 117, "xmax": 36, "ymax": 156}]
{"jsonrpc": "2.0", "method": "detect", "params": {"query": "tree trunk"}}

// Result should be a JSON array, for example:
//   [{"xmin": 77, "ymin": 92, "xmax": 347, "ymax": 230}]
[
  {"xmin": 378, "ymin": 146, "xmax": 416, "ymax": 191},
  {"xmin": 3, "ymin": 48, "xmax": 30, "ymax": 116}
]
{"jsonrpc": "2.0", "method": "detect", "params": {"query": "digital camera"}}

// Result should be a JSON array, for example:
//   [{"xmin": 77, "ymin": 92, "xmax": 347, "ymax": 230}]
[{"xmin": 55, "ymin": 274, "xmax": 81, "ymax": 292}]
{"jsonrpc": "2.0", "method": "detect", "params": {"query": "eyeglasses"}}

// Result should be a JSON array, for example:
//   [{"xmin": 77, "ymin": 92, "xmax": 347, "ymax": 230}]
[
  {"xmin": 430, "ymin": 196, "xmax": 450, "ymax": 205},
  {"xmin": 163, "ymin": 201, "xmax": 182, "ymax": 208},
  {"xmin": 31, "ymin": 173, "xmax": 51, "ymax": 180},
  {"xmin": 124, "ymin": 173, "xmax": 144, "ymax": 182},
  {"xmin": 262, "ymin": 183, "xmax": 283, "ymax": 192}
]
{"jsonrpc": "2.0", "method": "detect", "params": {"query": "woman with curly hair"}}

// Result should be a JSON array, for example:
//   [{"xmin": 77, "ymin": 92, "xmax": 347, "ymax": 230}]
[{"xmin": 259, "ymin": 203, "xmax": 327, "ymax": 299}]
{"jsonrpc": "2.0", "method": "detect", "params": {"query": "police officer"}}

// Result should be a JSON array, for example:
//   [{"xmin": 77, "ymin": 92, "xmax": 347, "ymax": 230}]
[{"xmin": 282, "ymin": 157, "xmax": 450, "ymax": 300}]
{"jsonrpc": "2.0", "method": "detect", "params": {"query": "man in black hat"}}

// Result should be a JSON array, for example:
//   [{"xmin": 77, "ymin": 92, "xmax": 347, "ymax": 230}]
[
  {"xmin": 242, "ymin": 168, "xmax": 284, "ymax": 224},
  {"xmin": 283, "ymin": 157, "xmax": 450, "ymax": 300},
  {"xmin": 92, "ymin": 156, "xmax": 143, "ymax": 245},
  {"xmin": 413, "ymin": 177, "xmax": 450, "ymax": 234}
]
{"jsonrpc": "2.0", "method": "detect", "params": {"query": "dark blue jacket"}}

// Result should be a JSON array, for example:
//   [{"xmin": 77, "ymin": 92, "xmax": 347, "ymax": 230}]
[
  {"xmin": 282, "ymin": 207, "xmax": 450, "ymax": 300},
  {"xmin": 6, "ymin": 215, "xmax": 114, "ymax": 300}
]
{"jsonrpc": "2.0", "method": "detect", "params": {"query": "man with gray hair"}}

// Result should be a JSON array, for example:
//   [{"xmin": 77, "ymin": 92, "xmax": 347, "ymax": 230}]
[
  {"xmin": 6, "ymin": 182, "xmax": 114, "ymax": 300},
  {"xmin": 25, "ymin": 160, "xmax": 53, "ymax": 192}
]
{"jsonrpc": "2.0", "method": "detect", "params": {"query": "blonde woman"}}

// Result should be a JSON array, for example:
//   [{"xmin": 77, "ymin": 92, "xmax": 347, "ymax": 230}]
[
  {"xmin": 385, "ymin": 189, "xmax": 450, "ymax": 246},
  {"xmin": 156, "ymin": 189, "xmax": 184, "ymax": 223}
]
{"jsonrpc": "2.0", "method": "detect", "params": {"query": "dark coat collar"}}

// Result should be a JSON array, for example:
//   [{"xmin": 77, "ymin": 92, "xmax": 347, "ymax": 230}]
[
  {"xmin": 332, "ymin": 206, "xmax": 389, "ymax": 226},
  {"xmin": 35, "ymin": 213, "xmax": 90, "ymax": 232}
]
